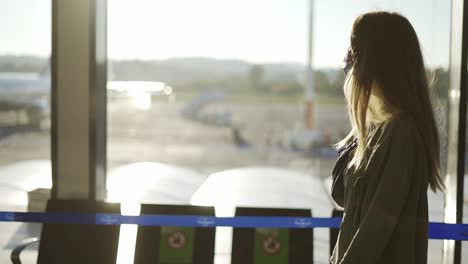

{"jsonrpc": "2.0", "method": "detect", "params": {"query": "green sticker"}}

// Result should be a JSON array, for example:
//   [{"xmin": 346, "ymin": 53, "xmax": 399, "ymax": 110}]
[
  {"xmin": 253, "ymin": 228, "xmax": 289, "ymax": 264},
  {"xmin": 159, "ymin": 227, "xmax": 194, "ymax": 264}
]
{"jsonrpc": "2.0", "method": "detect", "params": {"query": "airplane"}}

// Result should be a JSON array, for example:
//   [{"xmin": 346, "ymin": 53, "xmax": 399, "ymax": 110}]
[
  {"xmin": 180, "ymin": 90, "xmax": 339, "ymax": 156},
  {"xmin": 0, "ymin": 71, "xmax": 50, "ymax": 128},
  {"xmin": 191, "ymin": 166, "xmax": 333, "ymax": 264},
  {"xmin": 107, "ymin": 81, "xmax": 174, "ymax": 110},
  {"xmin": 0, "ymin": 69, "xmax": 174, "ymax": 129}
]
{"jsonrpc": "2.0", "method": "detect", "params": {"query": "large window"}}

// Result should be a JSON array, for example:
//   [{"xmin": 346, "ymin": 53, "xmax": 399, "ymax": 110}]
[
  {"xmin": 107, "ymin": 0, "xmax": 453, "ymax": 263},
  {"xmin": 0, "ymin": 0, "xmax": 464, "ymax": 263},
  {"xmin": 0, "ymin": 0, "xmax": 51, "ymax": 262}
]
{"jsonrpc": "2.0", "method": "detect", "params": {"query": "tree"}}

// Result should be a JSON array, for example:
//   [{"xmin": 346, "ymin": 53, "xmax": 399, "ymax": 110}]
[
  {"xmin": 314, "ymin": 71, "xmax": 331, "ymax": 93},
  {"xmin": 248, "ymin": 65, "xmax": 265, "ymax": 91},
  {"xmin": 431, "ymin": 68, "xmax": 449, "ymax": 100}
]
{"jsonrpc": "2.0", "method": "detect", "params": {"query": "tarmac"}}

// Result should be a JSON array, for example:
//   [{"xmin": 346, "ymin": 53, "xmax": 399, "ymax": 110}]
[{"xmin": 0, "ymin": 100, "xmax": 466, "ymax": 263}]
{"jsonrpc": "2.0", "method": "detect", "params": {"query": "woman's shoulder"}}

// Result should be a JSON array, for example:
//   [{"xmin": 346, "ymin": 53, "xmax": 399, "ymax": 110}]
[
  {"xmin": 364, "ymin": 113, "xmax": 423, "ymax": 175},
  {"xmin": 371, "ymin": 113, "xmax": 423, "ymax": 155},
  {"xmin": 380, "ymin": 113, "xmax": 419, "ymax": 138}
]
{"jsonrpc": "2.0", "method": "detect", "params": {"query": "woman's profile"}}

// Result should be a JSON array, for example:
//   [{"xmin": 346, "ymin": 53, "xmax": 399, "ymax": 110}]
[{"xmin": 330, "ymin": 12, "xmax": 445, "ymax": 264}]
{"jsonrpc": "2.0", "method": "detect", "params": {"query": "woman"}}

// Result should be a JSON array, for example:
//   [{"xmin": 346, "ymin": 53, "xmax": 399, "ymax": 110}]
[{"xmin": 330, "ymin": 12, "xmax": 445, "ymax": 264}]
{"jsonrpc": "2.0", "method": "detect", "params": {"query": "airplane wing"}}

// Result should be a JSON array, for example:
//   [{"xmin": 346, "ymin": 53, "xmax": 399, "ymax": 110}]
[{"xmin": 190, "ymin": 167, "xmax": 333, "ymax": 264}]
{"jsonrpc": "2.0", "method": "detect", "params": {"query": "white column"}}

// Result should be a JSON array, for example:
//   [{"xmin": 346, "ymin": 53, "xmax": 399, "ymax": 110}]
[{"xmin": 51, "ymin": 0, "xmax": 107, "ymax": 200}]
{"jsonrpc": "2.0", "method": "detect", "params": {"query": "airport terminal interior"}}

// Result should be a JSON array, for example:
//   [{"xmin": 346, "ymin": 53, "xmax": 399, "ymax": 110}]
[{"xmin": 0, "ymin": 0, "xmax": 467, "ymax": 263}]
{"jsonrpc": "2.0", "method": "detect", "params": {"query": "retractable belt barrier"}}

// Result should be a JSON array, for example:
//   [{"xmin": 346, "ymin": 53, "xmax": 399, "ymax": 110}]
[{"xmin": 0, "ymin": 211, "xmax": 467, "ymax": 241}]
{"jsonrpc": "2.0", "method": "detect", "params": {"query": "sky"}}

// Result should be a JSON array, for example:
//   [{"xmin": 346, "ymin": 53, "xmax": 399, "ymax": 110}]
[{"xmin": 0, "ymin": 0, "xmax": 451, "ymax": 68}]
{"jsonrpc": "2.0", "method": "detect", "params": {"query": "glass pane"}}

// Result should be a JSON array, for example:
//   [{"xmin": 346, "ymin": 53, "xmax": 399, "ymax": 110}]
[
  {"xmin": 0, "ymin": 0, "xmax": 51, "ymax": 262},
  {"xmin": 107, "ymin": 0, "xmax": 451, "ymax": 263}
]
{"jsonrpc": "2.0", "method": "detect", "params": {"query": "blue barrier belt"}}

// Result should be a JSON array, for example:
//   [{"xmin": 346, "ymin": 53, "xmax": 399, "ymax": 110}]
[{"xmin": 0, "ymin": 211, "xmax": 467, "ymax": 241}]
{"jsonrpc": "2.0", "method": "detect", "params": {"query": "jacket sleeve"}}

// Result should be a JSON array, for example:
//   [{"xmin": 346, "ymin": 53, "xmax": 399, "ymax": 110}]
[{"xmin": 339, "ymin": 120, "xmax": 419, "ymax": 264}]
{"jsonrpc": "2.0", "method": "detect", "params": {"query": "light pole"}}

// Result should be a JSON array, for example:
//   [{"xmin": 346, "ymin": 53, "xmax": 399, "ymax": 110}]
[{"xmin": 305, "ymin": 0, "xmax": 315, "ymax": 129}]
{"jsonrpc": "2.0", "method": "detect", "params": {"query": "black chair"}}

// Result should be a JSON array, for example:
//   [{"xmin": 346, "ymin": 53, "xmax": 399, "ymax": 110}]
[
  {"xmin": 11, "ymin": 199, "xmax": 121, "ymax": 264},
  {"xmin": 231, "ymin": 207, "xmax": 313, "ymax": 264},
  {"xmin": 329, "ymin": 209, "xmax": 343, "ymax": 257},
  {"xmin": 133, "ymin": 204, "xmax": 216, "ymax": 264}
]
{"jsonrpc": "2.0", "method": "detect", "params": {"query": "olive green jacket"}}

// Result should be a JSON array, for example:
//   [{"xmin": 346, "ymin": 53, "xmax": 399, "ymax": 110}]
[{"xmin": 331, "ymin": 115, "xmax": 429, "ymax": 264}]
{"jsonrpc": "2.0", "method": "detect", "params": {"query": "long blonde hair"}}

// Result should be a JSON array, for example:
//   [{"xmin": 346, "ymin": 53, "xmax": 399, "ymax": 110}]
[{"xmin": 337, "ymin": 12, "xmax": 444, "ymax": 192}]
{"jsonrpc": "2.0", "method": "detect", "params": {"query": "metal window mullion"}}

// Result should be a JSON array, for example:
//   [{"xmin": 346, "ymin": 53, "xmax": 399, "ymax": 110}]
[{"xmin": 443, "ymin": 0, "xmax": 468, "ymax": 263}]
